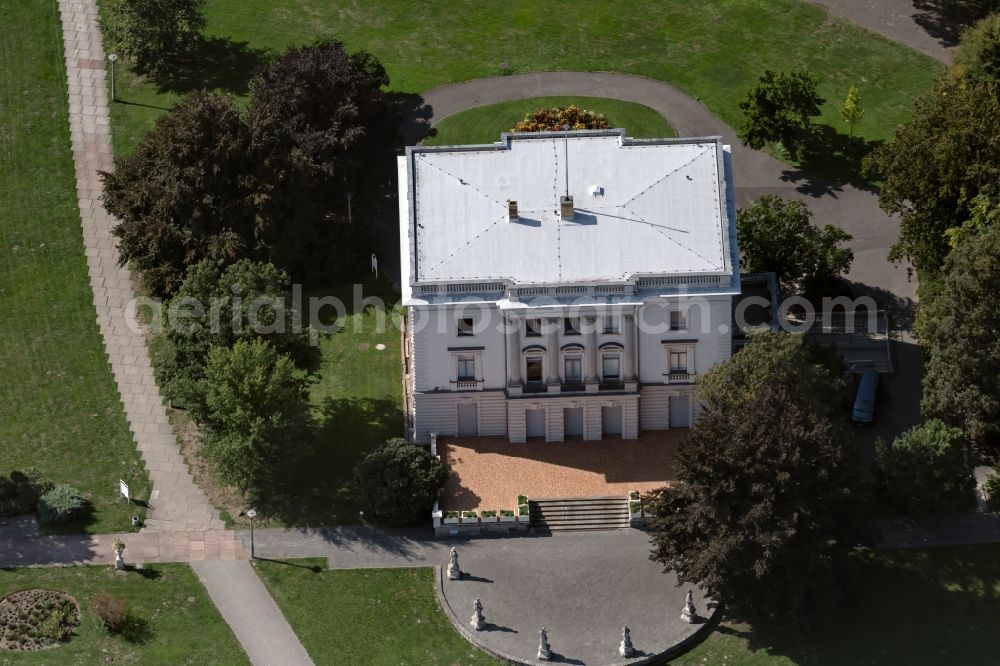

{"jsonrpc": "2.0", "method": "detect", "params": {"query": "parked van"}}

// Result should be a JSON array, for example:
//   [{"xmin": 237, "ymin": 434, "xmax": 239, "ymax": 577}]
[{"xmin": 850, "ymin": 369, "xmax": 880, "ymax": 426}]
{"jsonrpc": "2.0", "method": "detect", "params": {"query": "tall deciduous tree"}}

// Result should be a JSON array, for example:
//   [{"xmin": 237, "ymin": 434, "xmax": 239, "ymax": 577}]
[
  {"xmin": 200, "ymin": 339, "xmax": 312, "ymax": 497},
  {"xmin": 863, "ymin": 72, "xmax": 1000, "ymax": 272},
  {"xmin": 102, "ymin": 91, "xmax": 259, "ymax": 297},
  {"xmin": 248, "ymin": 40, "xmax": 399, "ymax": 283},
  {"xmin": 736, "ymin": 195, "xmax": 853, "ymax": 295},
  {"xmin": 954, "ymin": 12, "xmax": 1000, "ymax": 82},
  {"xmin": 101, "ymin": 0, "xmax": 205, "ymax": 77},
  {"xmin": 921, "ymin": 223, "xmax": 1000, "ymax": 443},
  {"xmin": 839, "ymin": 85, "xmax": 865, "ymax": 137},
  {"xmin": 647, "ymin": 332, "xmax": 861, "ymax": 621},
  {"xmin": 738, "ymin": 70, "xmax": 825, "ymax": 160}
]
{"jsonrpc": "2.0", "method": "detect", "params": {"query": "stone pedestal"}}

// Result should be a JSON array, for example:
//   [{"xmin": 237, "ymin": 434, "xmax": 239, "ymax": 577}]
[
  {"xmin": 619, "ymin": 626, "xmax": 635, "ymax": 657},
  {"xmin": 447, "ymin": 547, "xmax": 461, "ymax": 580},
  {"xmin": 680, "ymin": 588, "xmax": 698, "ymax": 624},
  {"xmin": 470, "ymin": 598, "xmax": 485, "ymax": 631},
  {"xmin": 537, "ymin": 627, "xmax": 552, "ymax": 661},
  {"xmin": 114, "ymin": 552, "xmax": 125, "ymax": 571}
]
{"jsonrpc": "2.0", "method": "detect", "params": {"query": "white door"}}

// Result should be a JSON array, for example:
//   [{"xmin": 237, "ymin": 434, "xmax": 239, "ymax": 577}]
[
  {"xmin": 457, "ymin": 403, "xmax": 478, "ymax": 436},
  {"xmin": 601, "ymin": 406, "xmax": 623, "ymax": 436},
  {"xmin": 669, "ymin": 395, "xmax": 691, "ymax": 428},
  {"xmin": 526, "ymin": 408, "xmax": 546, "ymax": 439},
  {"xmin": 564, "ymin": 407, "xmax": 584, "ymax": 437}
]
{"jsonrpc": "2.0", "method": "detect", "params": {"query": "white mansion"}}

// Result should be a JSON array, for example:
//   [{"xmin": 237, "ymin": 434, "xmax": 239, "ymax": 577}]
[{"xmin": 398, "ymin": 130, "xmax": 740, "ymax": 443}]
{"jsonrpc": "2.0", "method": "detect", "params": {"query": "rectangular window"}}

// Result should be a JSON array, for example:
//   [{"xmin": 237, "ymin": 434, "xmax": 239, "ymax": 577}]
[
  {"xmin": 526, "ymin": 357, "xmax": 543, "ymax": 383},
  {"xmin": 564, "ymin": 317, "xmax": 581, "ymax": 335},
  {"xmin": 525, "ymin": 319, "xmax": 542, "ymax": 338},
  {"xmin": 670, "ymin": 350, "xmax": 688, "ymax": 373},
  {"xmin": 669, "ymin": 310, "xmax": 687, "ymax": 331},
  {"xmin": 457, "ymin": 317, "xmax": 474, "ymax": 336},
  {"xmin": 603, "ymin": 315, "xmax": 620, "ymax": 334},
  {"xmin": 602, "ymin": 354, "xmax": 620, "ymax": 381},
  {"xmin": 457, "ymin": 355, "xmax": 475, "ymax": 380},
  {"xmin": 564, "ymin": 356, "xmax": 582, "ymax": 383}
]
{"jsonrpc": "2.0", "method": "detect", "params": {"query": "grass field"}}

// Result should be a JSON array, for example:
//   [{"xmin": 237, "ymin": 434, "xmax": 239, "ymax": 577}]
[
  {"xmin": 0, "ymin": 564, "xmax": 247, "ymax": 664},
  {"xmin": 255, "ymin": 561, "xmax": 494, "ymax": 665},
  {"xmin": 675, "ymin": 545, "xmax": 1000, "ymax": 665},
  {"xmin": 423, "ymin": 96, "xmax": 676, "ymax": 146},
  {"xmin": 0, "ymin": 0, "xmax": 149, "ymax": 533},
  {"xmin": 106, "ymin": 0, "xmax": 937, "ymax": 160}
]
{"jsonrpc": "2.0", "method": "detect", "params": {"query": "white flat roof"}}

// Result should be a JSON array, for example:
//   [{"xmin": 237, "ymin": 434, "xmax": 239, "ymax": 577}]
[{"xmin": 402, "ymin": 131, "xmax": 735, "ymax": 288}]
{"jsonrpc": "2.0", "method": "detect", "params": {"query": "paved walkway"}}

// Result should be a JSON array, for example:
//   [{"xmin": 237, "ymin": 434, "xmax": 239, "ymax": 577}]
[
  {"xmin": 57, "ymin": 0, "xmax": 221, "ymax": 532},
  {"xmin": 191, "ymin": 560, "xmax": 314, "ymax": 666},
  {"xmin": 806, "ymin": 0, "xmax": 954, "ymax": 63}
]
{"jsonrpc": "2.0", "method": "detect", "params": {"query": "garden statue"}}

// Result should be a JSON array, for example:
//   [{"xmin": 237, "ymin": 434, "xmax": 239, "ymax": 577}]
[
  {"xmin": 680, "ymin": 588, "xmax": 698, "ymax": 623},
  {"xmin": 537, "ymin": 627, "xmax": 552, "ymax": 661},
  {"xmin": 447, "ymin": 546, "xmax": 461, "ymax": 580},
  {"xmin": 470, "ymin": 597, "xmax": 485, "ymax": 630},
  {"xmin": 619, "ymin": 625, "xmax": 635, "ymax": 657},
  {"xmin": 112, "ymin": 538, "xmax": 126, "ymax": 571}
]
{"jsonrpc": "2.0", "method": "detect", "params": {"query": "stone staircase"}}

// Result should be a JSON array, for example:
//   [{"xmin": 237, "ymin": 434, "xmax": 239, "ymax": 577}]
[{"xmin": 529, "ymin": 496, "xmax": 630, "ymax": 531}]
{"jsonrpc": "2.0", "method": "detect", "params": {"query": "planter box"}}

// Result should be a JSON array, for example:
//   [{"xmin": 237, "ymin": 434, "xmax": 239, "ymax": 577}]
[
  {"xmin": 443, "ymin": 516, "xmax": 460, "ymax": 525},
  {"xmin": 499, "ymin": 514, "xmax": 516, "ymax": 523}
]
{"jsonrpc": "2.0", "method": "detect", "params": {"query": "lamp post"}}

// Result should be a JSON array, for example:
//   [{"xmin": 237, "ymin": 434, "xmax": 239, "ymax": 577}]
[
  {"xmin": 562, "ymin": 123, "xmax": 570, "ymax": 197},
  {"xmin": 345, "ymin": 192, "xmax": 353, "ymax": 225},
  {"xmin": 107, "ymin": 53, "xmax": 118, "ymax": 101},
  {"xmin": 247, "ymin": 508, "xmax": 257, "ymax": 559}
]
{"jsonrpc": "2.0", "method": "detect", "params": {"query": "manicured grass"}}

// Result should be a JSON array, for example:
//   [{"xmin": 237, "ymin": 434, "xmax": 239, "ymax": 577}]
[
  {"xmin": 0, "ymin": 564, "xmax": 247, "ymax": 664},
  {"xmin": 0, "ymin": 0, "xmax": 149, "ymax": 533},
  {"xmin": 674, "ymin": 545, "xmax": 1000, "ymax": 665},
  {"xmin": 255, "ymin": 560, "xmax": 495, "ymax": 665},
  {"xmin": 106, "ymin": 0, "xmax": 936, "ymax": 162},
  {"xmin": 423, "ymin": 96, "xmax": 676, "ymax": 146}
]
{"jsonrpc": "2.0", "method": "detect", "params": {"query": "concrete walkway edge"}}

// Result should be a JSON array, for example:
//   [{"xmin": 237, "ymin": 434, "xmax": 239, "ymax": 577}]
[{"xmin": 191, "ymin": 560, "xmax": 314, "ymax": 666}]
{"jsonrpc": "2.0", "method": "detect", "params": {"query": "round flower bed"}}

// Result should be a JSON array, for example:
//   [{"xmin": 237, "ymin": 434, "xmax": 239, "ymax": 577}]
[{"xmin": 0, "ymin": 589, "xmax": 80, "ymax": 651}]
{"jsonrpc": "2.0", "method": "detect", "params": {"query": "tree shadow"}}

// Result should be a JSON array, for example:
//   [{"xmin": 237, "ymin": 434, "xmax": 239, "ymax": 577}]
[
  {"xmin": 124, "ymin": 565, "xmax": 162, "ymax": 580},
  {"xmin": 912, "ymin": 0, "xmax": 996, "ymax": 47},
  {"xmin": 120, "ymin": 613, "xmax": 154, "ymax": 644},
  {"xmin": 254, "ymin": 557, "xmax": 323, "ymax": 573},
  {"xmin": 394, "ymin": 91, "xmax": 433, "ymax": 145},
  {"xmin": 152, "ymin": 36, "xmax": 273, "ymax": 95},
  {"xmin": 781, "ymin": 126, "xmax": 883, "ymax": 195}
]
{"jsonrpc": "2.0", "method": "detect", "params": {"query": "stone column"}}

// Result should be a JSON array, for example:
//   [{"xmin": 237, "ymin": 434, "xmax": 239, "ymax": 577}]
[
  {"xmin": 546, "ymin": 318, "xmax": 560, "ymax": 392},
  {"xmin": 585, "ymin": 316, "xmax": 599, "ymax": 393},
  {"xmin": 623, "ymin": 311, "xmax": 638, "ymax": 390},
  {"xmin": 506, "ymin": 315, "xmax": 521, "ymax": 388}
]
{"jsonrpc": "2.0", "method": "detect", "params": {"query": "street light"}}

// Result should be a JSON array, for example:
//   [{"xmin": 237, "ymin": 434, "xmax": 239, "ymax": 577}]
[
  {"xmin": 107, "ymin": 53, "xmax": 118, "ymax": 101},
  {"xmin": 345, "ymin": 191, "xmax": 353, "ymax": 225},
  {"xmin": 246, "ymin": 508, "xmax": 257, "ymax": 559}
]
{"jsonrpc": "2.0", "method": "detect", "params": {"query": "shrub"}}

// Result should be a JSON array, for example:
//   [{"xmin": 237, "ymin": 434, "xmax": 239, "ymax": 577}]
[
  {"xmin": 984, "ymin": 472, "xmax": 1000, "ymax": 512},
  {"xmin": 738, "ymin": 69, "xmax": 824, "ymax": 160},
  {"xmin": 512, "ymin": 105, "xmax": 610, "ymax": 132},
  {"xmin": 0, "ymin": 468, "xmax": 52, "ymax": 518},
  {"xmin": 354, "ymin": 438, "xmax": 448, "ymax": 526},
  {"xmin": 90, "ymin": 592, "xmax": 128, "ymax": 634},
  {"xmin": 36, "ymin": 485, "xmax": 86, "ymax": 525},
  {"xmin": 875, "ymin": 420, "xmax": 976, "ymax": 513}
]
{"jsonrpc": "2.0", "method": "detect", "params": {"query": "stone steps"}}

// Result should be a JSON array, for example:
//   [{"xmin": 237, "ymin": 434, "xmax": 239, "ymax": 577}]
[{"xmin": 529, "ymin": 496, "xmax": 630, "ymax": 531}]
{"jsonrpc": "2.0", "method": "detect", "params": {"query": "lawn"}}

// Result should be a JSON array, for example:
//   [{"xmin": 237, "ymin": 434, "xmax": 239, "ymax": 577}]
[
  {"xmin": 255, "ymin": 560, "xmax": 495, "ymax": 665},
  {"xmin": 106, "ymin": 0, "xmax": 936, "ymax": 161},
  {"xmin": 674, "ymin": 545, "xmax": 1000, "ymax": 665},
  {"xmin": 0, "ymin": 0, "xmax": 149, "ymax": 533},
  {"xmin": 423, "ymin": 96, "xmax": 676, "ymax": 146},
  {"xmin": 0, "ymin": 564, "xmax": 247, "ymax": 664}
]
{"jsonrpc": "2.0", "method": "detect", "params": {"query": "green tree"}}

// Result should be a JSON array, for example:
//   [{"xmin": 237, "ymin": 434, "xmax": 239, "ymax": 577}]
[
  {"xmin": 839, "ymin": 85, "xmax": 865, "ymax": 137},
  {"xmin": 199, "ymin": 339, "xmax": 312, "ymax": 496},
  {"xmin": 736, "ymin": 195, "xmax": 854, "ymax": 294},
  {"xmin": 955, "ymin": 12, "xmax": 1000, "ymax": 82},
  {"xmin": 738, "ymin": 70, "xmax": 825, "ymax": 160},
  {"xmin": 863, "ymin": 73, "xmax": 1000, "ymax": 272},
  {"xmin": 102, "ymin": 91, "xmax": 259, "ymax": 297},
  {"xmin": 921, "ymin": 223, "xmax": 1000, "ymax": 443},
  {"xmin": 875, "ymin": 420, "xmax": 975, "ymax": 513},
  {"xmin": 248, "ymin": 40, "xmax": 398, "ymax": 283},
  {"xmin": 354, "ymin": 438, "xmax": 448, "ymax": 527},
  {"xmin": 157, "ymin": 259, "xmax": 319, "ymax": 418},
  {"xmin": 101, "ymin": 0, "xmax": 205, "ymax": 77},
  {"xmin": 648, "ymin": 332, "xmax": 861, "ymax": 621}
]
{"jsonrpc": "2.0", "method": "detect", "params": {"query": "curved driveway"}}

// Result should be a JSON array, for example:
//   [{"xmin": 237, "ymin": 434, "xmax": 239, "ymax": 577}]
[{"xmin": 405, "ymin": 71, "xmax": 915, "ymax": 303}]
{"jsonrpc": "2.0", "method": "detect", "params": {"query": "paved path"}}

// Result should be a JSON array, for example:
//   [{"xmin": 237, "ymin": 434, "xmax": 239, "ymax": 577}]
[
  {"xmin": 405, "ymin": 71, "xmax": 916, "ymax": 306},
  {"xmin": 57, "ymin": 0, "xmax": 221, "ymax": 532},
  {"xmin": 191, "ymin": 560, "xmax": 314, "ymax": 666},
  {"xmin": 806, "ymin": 0, "xmax": 954, "ymax": 63},
  {"xmin": 873, "ymin": 513, "xmax": 1000, "ymax": 549}
]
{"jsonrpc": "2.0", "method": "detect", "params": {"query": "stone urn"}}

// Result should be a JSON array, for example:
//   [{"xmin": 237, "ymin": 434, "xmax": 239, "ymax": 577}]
[{"xmin": 112, "ymin": 538, "xmax": 126, "ymax": 571}]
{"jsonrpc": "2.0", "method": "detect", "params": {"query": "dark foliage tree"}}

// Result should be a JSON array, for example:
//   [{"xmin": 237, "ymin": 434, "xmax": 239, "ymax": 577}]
[
  {"xmin": 354, "ymin": 438, "xmax": 448, "ymax": 527},
  {"xmin": 955, "ymin": 13, "xmax": 1000, "ymax": 81},
  {"xmin": 156, "ymin": 259, "xmax": 319, "ymax": 419},
  {"xmin": 647, "ymin": 332, "xmax": 862, "ymax": 621},
  {"xmin": 737, "ymin": 194, "xmax": 853, "ymax": 295},
  {"xmin": 248, "ymin": 40, "xmax": 399, "ymax": 283},
  {"xmin": 863, "ymin": 72, "xmax": 1000, "ymax": 272},
  {"xmin": 101, "ymin": 0, "xmax": 205, "ymax": 77},
  {"xmin": 921, "ymin": 223, "xmax": 1000, "ymax": 443},
  {"xmin": 199, "ymin": 339, "xmax": 312, "ymax": 497},
  {"xmin": 875, "ymin": 420, "xmax": 975, "ymax": 513},
  {"xmin": 738, "ymin": 70, "xmax": 825, "ymax": 160},
  {"xmin": 102, "ymin": 91, "xmax": 259, "ymax": 297}
]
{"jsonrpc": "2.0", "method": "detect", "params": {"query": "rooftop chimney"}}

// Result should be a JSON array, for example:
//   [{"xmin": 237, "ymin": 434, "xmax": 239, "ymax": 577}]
[
  {"xmin": 560, "ymin": 195, "xmax": 574, "ymax": 220},
  {"xmin": 508, "ymin": 199, "xmax": 519, "ymax": 221}
]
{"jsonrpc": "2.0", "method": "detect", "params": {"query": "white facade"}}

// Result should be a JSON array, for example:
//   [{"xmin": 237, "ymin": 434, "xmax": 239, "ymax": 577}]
[{"xmin": 398, "ymin": 131, "xmax": 740, "ymax": 443}]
